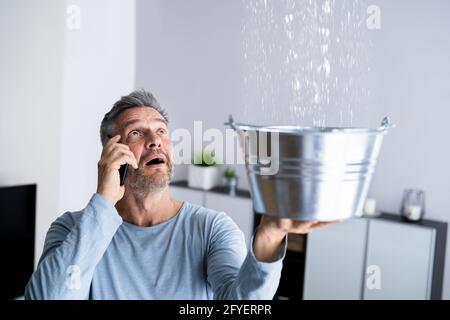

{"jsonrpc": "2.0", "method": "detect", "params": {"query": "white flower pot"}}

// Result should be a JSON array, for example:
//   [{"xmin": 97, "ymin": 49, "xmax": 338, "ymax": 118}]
[{"xmin": 188, "ymin": 165, "xmax": 219, "ymax": 190}]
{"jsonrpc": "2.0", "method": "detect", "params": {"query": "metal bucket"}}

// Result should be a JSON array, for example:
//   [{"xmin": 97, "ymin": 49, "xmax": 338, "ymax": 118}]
[{"xmin": 225, "ymin": 116, "xmax": 392, "ymax": 221}]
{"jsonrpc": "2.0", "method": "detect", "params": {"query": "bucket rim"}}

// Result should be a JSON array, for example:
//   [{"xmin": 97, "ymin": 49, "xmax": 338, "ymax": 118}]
[
  {"xmin": 230, "ymin": 123, "xmax": 388, "ymax": 135},
  {"xmin": 225, "ymin": 115, "xmax": 393, "ymax": 135}
]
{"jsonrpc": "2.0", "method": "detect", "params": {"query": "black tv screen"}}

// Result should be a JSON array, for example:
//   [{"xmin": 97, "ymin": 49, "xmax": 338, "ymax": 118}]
[{"xmin": 0, "ymin": 184, "xmax": 36, "ymax": 299}]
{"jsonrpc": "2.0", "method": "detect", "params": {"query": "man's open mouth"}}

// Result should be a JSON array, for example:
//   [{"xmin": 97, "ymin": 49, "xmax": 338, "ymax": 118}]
[{"xmin": 145, "ymin": 157, "xmax": 165, "ymax": 166}]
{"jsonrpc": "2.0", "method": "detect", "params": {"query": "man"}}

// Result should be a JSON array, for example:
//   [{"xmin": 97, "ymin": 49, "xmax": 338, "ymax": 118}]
[{"xmin": 25, "ymin": 89, "xmax": 335, "ymax": 300}]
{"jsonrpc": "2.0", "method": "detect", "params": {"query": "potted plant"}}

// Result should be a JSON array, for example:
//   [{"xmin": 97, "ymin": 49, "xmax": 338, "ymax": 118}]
[
  {"xmin": 223, "ymin": 167, "xmax": 238, "ymax": 196},
  {"xmin": 187, "ymin": 149, "xmax": 220, "ymax": 190}
]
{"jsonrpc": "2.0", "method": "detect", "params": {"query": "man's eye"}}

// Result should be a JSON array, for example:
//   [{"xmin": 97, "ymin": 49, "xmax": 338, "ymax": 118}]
[
  {"xmin": 158, "ymin": 129, "xmax": 167, "ymax": 135},
  {"xmin": 129, "ymin": 130, "xmax": 142, "ymax": 137}
]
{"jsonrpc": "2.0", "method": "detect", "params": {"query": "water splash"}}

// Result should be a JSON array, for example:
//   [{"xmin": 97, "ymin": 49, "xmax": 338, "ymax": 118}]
[{"xmin": 242, "ymin": 0, "xmax": 373, "ymax": 128}]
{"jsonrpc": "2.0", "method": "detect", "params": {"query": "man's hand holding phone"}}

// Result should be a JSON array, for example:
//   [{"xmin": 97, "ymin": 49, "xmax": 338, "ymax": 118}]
[{"xmin": 96, "ymin": 135, "xmax": 138, "ymax": 205}]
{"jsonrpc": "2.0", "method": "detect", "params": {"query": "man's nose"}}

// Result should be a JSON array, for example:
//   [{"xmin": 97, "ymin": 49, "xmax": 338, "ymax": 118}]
[{"xmin": 144, "ymin": 132, "xmax": 162, "ymax": 149}]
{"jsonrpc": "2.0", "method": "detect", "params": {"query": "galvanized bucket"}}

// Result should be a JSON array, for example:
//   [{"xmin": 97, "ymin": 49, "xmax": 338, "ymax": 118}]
[{"xmin": 225, "ymin": 116, "xmax": 392, "ymax": 221}]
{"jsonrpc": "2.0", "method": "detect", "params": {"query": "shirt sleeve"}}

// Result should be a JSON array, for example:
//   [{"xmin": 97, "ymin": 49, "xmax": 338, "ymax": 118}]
[
  {"xmin": 206, "ymin": 212, "xmax": 287, "ymax": 300},
  {"xmin": 24, "ymin": 193, "xmax": 123, "ymax": 300}
]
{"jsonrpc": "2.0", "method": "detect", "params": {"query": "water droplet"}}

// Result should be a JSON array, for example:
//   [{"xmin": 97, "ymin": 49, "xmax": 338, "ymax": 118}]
[
  {"xmin": 242, "ymin": 0, "xmax": 373, "ymax": 128},
  {"xmin": 323, "ymin": 0, "xmax": 331, "ymax": 14},
  {"xmin": 323, "ymin": 58, "xmax": 331, "ymax": 77},
  {"xmin": 285, "ymin": 13, "xmax": 293, "ymax": 24}
]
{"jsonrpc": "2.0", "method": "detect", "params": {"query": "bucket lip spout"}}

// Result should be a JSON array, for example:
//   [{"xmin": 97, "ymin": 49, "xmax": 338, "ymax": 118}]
[{"xmin": 224, "ymin": 115, "xmax": 393, "ymax": 135}]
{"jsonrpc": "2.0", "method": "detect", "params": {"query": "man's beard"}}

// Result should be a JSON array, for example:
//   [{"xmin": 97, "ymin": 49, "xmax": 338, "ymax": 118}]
[{"xmin": 126, "ymin": 160, "xmax": 174, "ymax": 194}]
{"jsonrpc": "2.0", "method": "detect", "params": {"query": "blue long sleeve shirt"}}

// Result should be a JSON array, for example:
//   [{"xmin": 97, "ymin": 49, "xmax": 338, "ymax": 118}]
[{"xmin": 25, "ymin": 193, "xmax": 286, "ymax": 300}]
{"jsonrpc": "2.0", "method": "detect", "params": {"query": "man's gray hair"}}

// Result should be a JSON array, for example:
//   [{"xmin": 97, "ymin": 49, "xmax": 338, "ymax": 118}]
[{"xmin": 100, "ymin": 89, "xmax": 168, "ymax": 146}]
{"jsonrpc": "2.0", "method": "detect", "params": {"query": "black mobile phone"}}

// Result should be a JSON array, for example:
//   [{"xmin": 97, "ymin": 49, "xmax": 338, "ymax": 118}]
[
  {"xmin": 108, "ymin": 135, "xmax": 129, "ymax": 186},
  {"xmin": 119, "ymin": 164, "xmax": 128, "ymax": 186}
]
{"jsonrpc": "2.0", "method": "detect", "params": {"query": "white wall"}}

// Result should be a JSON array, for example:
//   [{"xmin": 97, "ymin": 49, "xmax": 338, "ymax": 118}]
[
  {"xmin": 59, "ymin": 0, "xmax": 136, "ymax": 214},
  {"xmin": 136, "ymin": 0, "xmax": 450, "ymax": 298},
  {"xmin": 367, "ymin": 0, "xmax": 450, "ymax": 298},
  {"xmin": 135, "ymin": 0, "xmax": 246, "ymax": 183},
  {"xmin": 0, "ymin": 0, "xmax": 136, "ymax": 266},
  {"xmin": 0, "ymin": 0, "xmax": 65, "ymax": 266}
]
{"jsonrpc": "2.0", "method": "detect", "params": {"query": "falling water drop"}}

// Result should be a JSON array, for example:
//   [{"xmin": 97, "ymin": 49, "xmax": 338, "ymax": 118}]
[{"xmin": 242, "ymin": 0, "xmax": 373, "ymax": 128}]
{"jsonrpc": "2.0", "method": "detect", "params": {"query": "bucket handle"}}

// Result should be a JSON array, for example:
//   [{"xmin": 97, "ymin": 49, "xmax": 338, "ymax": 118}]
[
  {"xmin": 379, "ymin": 116, "xmax": 396, "ymax": 131},
  {"xmin": 224, "ymin": 114, "xmax": 237, "ymax": 131}
]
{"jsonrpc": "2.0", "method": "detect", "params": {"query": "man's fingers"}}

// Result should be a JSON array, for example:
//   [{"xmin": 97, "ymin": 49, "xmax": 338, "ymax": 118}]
[
  {"xmin": 291, "ymin": 220, "xmax": 314, "ymax": 228},
  {"xmin": 280, "ymin": 220, "xmax": 314, "ymax": 234},
  {"xmin": 110, "ymin": 152, "xmax": 139, "ymax": 170},
  {"xmin": 309, "ymin": 221, "xmax": 339, "ymax": 230},
  {"xmin": 99, "ymin": 134, "xmax": 139, "ymax": 170},
  {"xmin": 101, "ymin": 148, "xmax": 138, "ymax": 169},
  {"xmin": 284, "ymin": 220, "xmax": 340, "ymax": 234},
  {"xmin": 105, "ymin": 134, "xmax": 121, "ymax": 147},
  {"xmin": 102, "ymin": 140, "xmax": 130, "ymax": 157},
  {"xmin": 261, "ymin": 216, "xmax": 342, "ymax": 235},
  {"xmin": 116, "ymin": 149, "xmax": 138, "ymax": 169},
  {"xmin": 109, "ymin": 145, "xmax": 134, "ymax": 158}
]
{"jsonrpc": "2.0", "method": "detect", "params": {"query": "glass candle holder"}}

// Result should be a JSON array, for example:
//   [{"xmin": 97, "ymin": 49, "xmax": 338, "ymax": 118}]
[{"xmin": 400, "ymin": 189, "xmax": 425, "ymax": 222}]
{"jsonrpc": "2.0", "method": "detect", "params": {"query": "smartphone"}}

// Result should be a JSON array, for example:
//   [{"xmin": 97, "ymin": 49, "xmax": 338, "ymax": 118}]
[
  {"xmin": 108, "ymin": 135, "xmax": 129, "ymax": 186},
  {"xmin": 119, "ymin": 164, "xmax": 128, "ymax": 186}
]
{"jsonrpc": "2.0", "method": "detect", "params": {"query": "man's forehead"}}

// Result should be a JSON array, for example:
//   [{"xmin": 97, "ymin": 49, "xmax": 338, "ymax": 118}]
[{"xmin": 117, "ymin": 107, "xmax": 167, "ymax": 126}]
